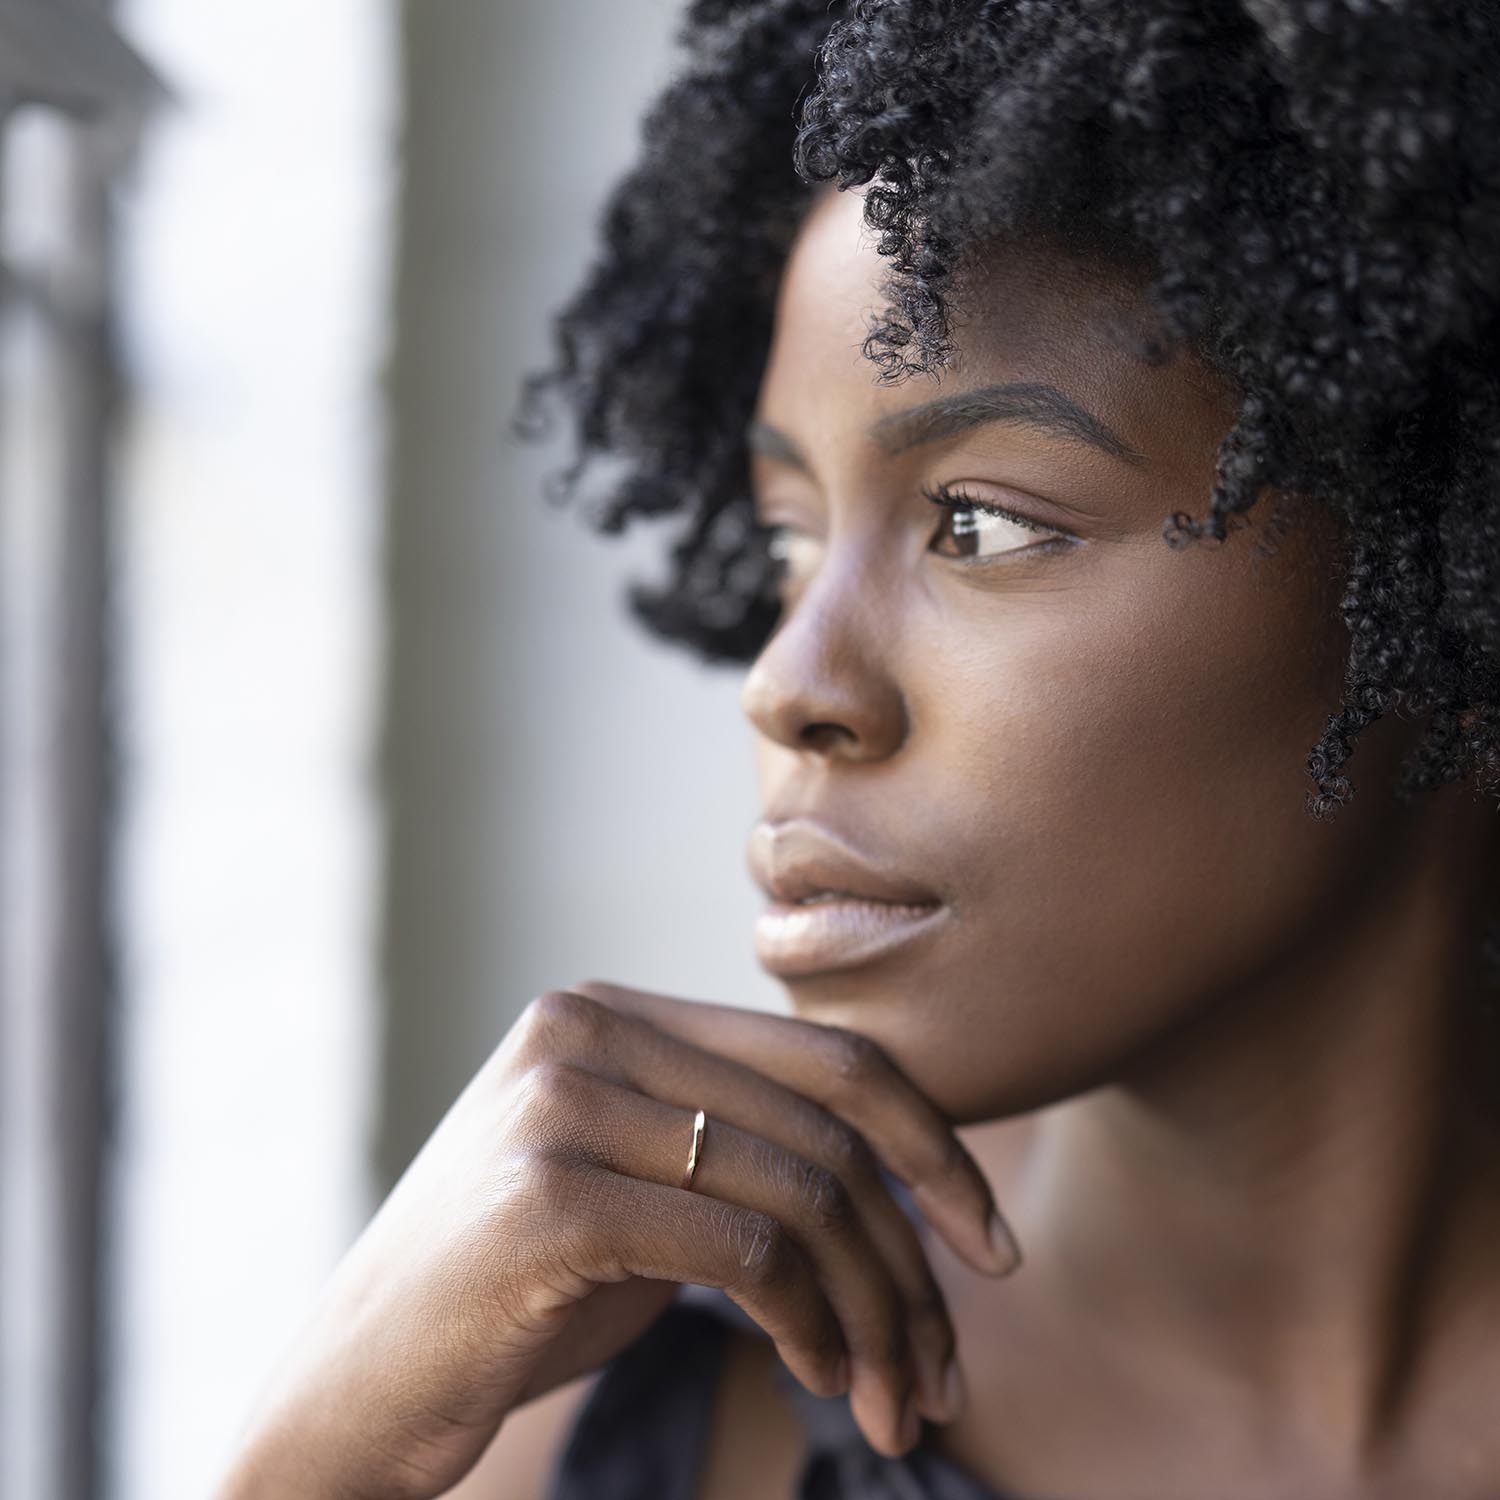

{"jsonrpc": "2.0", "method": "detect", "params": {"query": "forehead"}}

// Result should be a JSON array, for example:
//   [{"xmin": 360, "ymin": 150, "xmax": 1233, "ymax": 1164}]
[{"xmin": 758, "ymin": 185, "xmax": 1237, "ymax": 466}]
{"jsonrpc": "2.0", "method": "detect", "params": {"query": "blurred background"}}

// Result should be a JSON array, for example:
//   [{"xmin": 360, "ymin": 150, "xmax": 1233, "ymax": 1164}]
[{"xmin": 0, "ymin": 4, "xmax": 782, "ymax": 1498}]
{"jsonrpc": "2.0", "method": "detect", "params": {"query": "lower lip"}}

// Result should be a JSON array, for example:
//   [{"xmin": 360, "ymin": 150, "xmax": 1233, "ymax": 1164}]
[{"xmin": 754, "ymin": 897, "xmax": 951, "ymax": 979}]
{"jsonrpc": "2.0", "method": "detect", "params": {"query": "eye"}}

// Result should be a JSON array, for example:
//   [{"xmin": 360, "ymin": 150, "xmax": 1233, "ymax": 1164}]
[
  {"xmin": 764, "ymin": 523, "xmax": 823, "ymax": 590},
  {"xmin": 923, "ymin": 483, "xmax": 1069, "ymax": 561}
]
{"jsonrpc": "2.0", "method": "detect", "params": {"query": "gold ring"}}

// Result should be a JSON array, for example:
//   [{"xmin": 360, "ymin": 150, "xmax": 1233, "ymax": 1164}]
[{"xmin": 680, "ymin": 1108, "xmax": 707, "ymax": 1191}]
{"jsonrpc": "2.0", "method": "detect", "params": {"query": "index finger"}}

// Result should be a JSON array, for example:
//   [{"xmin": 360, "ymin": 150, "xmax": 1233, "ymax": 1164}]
[{"xmin": 569, "ymin": 978, "xmax": 1022, "ymax": 1278}]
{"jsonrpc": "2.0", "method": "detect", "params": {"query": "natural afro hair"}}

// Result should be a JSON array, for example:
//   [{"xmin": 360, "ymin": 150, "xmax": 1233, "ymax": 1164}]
[{"xmin": 517, "ymin": 0, "xmax": 1500, "ymax": 984}]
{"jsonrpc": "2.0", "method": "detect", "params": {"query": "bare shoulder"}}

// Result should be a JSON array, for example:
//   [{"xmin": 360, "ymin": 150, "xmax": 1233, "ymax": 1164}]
[
  {"xmin": 694, "ymin": 1326, "xmax": 807, "ymax": 1500},
  {"xmin": 438, "ymin": 1370, "xmax": 600, "ymax": 1500}
]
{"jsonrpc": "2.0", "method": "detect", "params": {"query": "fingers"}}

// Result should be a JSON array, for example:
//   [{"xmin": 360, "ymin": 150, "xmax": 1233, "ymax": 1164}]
[
  {"xmin": 522, "ymin": 1064, "xmax": 927, "ymax": 1455},
  {"xmin": 569, "ymin": 979, "xmax": 1021, "ymax": 1280},
  {"xmin": 529, "ymin": 1152, "xmax": 849, "ymax": 1406},
  {"xmin": 587, "ymin": 999, "xmax": 961, "ymax": 1421},
  {"xmin": 503, "ymin": 994, "xmax": 967, "ymax": 1452}
]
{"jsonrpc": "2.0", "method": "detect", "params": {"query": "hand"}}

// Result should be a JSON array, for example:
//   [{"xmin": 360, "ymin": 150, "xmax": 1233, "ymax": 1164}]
[{"xmin": 216, "ymin": 979, "xmax": 1022, "ymax": 1500}]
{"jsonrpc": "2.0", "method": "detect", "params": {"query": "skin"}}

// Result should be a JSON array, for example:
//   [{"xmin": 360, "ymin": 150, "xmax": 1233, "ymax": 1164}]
[
  {"xmin": 739, "ymin": 185, "xmax": 1500, "ymax": 1496},
  {"xmin": 216, "ymin": 186, "xmax": 1500, "ymax": 1500}
]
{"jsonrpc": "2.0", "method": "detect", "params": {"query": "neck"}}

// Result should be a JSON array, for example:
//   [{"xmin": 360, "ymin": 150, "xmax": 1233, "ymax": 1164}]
[{"xmin": 967, "ymin": 793, "xmax": 1500, "ymax": 1463}]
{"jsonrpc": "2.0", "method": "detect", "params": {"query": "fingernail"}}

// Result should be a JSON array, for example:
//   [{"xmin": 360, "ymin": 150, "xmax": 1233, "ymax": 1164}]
[
  {"xmin": 989, "ymin": 1210, "xmax": 1023, "ymax": 1275},
  {"xmin": 941, "ymin": 1358, "xmax": 967, "ymax": 1421}
]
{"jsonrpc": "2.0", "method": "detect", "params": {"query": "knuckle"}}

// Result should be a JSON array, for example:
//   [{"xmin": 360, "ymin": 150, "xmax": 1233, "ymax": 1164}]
[
  {"xmin": 822, "ymin": 1026, "xmax": 882, "ymax": 1090},
  {"xmin": 534, "ymin": 987, "xmax": 593, "ymax": 1032},
  {"xmin": 730, "ymin": 1209, "xmax": 793, "ymax": 1287},
  {"xmin": 518, "ymin": 989, "xmax": 608, "ymax": 1054},
  {"xmin": 502, "ymin": 1148, "xmax": 577, "ymax": 1215},
  {"xmin": 483, "ymin": 1153, "xmax": 597, "ymax": 1285},
  {"xmin": 794, "ymin": 1159, "xmax": 856, "ymax": 1237},
  {"xmin": 511, "ymin": 1059, "xmax": 590, "ymax": 1134},
  {"xmin": 518, "ymin": 988, "xmax": 569, "ymax": 1034},
  {"xmin": 818, "ymin": 1115, "xmax": 875, "ymax": 1178}
]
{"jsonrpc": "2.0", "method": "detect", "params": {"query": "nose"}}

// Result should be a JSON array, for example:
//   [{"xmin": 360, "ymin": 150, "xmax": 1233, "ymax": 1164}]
[{"xmin": 739, "ymin": 559, "xmax": 909, "ymax": 764}]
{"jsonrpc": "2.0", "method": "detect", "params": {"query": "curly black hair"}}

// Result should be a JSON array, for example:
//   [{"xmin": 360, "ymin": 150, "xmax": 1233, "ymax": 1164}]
[{"xmin": 517, "ymin": 0, "xmax": 1500, "ymax": 989}]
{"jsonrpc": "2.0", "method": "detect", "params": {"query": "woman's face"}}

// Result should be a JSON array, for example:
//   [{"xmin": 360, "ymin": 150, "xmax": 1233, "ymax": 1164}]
[{"xmin": 742, "ymin": 186, "xmax": 1423, "ymax": 1123}]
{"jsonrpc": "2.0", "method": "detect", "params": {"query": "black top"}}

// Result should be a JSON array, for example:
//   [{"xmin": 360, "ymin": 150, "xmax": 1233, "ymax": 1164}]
[{"xmin": 543, "ymin": 1167, "xmax": 1024, "ymax": 1500}]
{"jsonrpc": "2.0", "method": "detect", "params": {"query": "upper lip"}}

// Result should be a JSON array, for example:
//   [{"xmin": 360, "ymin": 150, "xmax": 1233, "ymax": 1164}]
[{"xmin": 746, "ymin": 819, "xmax": 944, "ymax": 908}]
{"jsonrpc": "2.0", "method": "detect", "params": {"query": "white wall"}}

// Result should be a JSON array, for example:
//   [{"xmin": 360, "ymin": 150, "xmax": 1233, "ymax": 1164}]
[{"xmin": 109, "ymin": 5, "xmax": 389, "ymax": 1497}]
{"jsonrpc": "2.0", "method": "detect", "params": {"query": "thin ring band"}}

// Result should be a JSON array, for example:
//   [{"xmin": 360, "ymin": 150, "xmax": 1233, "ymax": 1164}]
[{"xmin": 681, "ymin": 1108, "xmax": 707, "ymax": 1191}]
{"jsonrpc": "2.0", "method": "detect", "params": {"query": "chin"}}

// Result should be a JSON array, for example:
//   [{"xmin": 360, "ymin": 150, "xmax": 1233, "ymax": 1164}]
[
  {"xmin": 777, "ymin": 970, "xmax": 1038, "ymax": 1124},
  {"xmin": 778, "ymin": 961, "xmax": 1167, "ymax": 1126}
]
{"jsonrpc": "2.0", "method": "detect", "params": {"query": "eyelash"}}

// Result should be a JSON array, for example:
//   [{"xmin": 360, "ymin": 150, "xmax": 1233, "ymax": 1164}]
[
  {"xmin": 758, "ymin": 484, "xmax": 1069, "ymax": 588},
  {"xmin": 919, "ymin": 483, "xmax": 1070, "ymax": 555}
]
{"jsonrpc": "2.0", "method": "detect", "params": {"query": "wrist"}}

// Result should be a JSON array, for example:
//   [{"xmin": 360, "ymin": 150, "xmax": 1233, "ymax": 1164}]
[{"xmin": 214, "ymin": 1418, "xmax": 365, "ymax": 1500}]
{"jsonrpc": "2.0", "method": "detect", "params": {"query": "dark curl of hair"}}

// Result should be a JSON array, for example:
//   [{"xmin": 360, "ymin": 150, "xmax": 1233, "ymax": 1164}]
[{"xmin": 519, "ymin": 0, "xmax": 1500, "ymax": 992}]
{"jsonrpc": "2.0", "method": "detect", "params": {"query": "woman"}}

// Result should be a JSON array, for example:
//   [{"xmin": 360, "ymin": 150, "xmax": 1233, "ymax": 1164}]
[{"xmin": 219, "ymin": 2, "xmax": 1500, "ymax": 1497}]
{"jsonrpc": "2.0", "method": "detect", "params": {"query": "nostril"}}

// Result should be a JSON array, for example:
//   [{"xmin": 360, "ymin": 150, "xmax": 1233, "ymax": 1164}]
[
  {"xmin": 800, "ymin": 722, "xmax": 855, "ymax": 753},
  {"xmin": 740, "ymin": 614, "xmax": 908, "ymax": 761}
]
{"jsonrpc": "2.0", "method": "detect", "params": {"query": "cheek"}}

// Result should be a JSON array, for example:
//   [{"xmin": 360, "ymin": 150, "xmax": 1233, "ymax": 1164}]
[{"xmin": 875, "ymin": 534, "xmax": 1415, "ymax": 1119}]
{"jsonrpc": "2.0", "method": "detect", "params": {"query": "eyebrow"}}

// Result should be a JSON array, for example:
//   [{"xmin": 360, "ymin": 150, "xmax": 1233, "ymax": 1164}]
[
  {"xmin": 746, "ymin": 381, "xmax": 1147, "ymax": 472},
  {"xmin": 745, "ymin": 419, "xmax": 808, "ymax": 469},
  {"xmin": 871, "ymin": 381, "xmax": 1147, "ymax": 465}
]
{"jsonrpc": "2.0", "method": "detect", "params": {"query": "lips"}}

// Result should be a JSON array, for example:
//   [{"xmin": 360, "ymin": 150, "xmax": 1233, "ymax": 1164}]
[
  {"xmin": 746, "ymin": 819, "xmax": 951, "ymax": 979},
  {"xmin": 747, "ymin": 819, "xmax": 942, "ymax": 907}
]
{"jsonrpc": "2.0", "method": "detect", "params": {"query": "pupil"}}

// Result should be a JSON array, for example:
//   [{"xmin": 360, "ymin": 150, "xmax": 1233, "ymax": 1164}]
[{"xmin": 952, "ymin": 507, "xmax": 980, "ymax": 557}]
